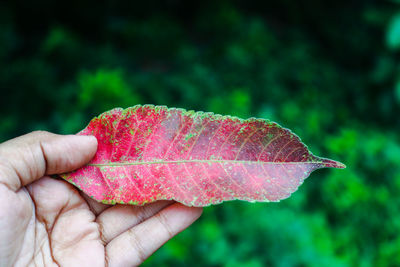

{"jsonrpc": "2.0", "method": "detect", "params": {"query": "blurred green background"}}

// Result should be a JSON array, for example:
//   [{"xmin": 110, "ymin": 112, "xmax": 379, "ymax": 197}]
[{"xmin": 1, "ymin": 0, "xmax": 400, "ymax": 266}]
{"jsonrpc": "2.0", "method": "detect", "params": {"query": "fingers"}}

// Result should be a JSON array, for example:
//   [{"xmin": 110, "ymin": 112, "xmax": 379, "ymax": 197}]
[
  {"xmin": 0, "ymin": 131, "xmax": 97, "ymax": 191},
  {"xmin": 106, "ymin": 203, "xmax": 202, "ymax": 266},
  {"xmin": 97, "ymin": 201, "xmax": 173, "ymax": 244}
]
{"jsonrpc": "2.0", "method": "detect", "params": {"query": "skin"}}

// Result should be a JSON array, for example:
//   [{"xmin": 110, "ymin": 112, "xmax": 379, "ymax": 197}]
[{"xmin": 0, "ymin": 131, "xmax": 203, "ymax": 267}]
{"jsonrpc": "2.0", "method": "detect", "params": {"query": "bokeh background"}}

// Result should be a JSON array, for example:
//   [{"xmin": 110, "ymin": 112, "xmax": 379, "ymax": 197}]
[{"xmin": 1, "ymin": 0, "xmax": 400, "ymax": 266}]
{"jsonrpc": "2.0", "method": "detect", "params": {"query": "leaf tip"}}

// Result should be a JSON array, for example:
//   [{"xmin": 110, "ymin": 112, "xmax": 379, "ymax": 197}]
[
  {"xmin": 336, "ymin": 161, "xmax": 346, "ymax": 169},
  {"xmin": 322, "ymin": 158, "xmax": 346, "ymax": 169}
]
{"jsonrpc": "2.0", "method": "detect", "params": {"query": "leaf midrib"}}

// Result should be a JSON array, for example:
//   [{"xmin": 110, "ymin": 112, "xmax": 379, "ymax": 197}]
[{"xmin": 88, "ymin": 159, "xmax": 325, "ymax": 166}]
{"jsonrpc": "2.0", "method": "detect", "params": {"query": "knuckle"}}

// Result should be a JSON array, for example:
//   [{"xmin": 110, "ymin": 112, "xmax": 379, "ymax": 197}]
[
  {"xmin": 30, "ymin": 130, "xmax": 52, "ymax": 139},
  {"xmin": 127, "ymin": 228, "xmax": 147, "ymax": 263},
  {"xmin": 155, "ymin": 212, "xmax": 174, "ymax": 237}
]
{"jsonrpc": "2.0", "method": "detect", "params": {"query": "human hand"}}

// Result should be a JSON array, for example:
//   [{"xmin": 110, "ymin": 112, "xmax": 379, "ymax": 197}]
[{"xmin": 0, "ymin": 131, "xmax": 202, "ymax": 266}]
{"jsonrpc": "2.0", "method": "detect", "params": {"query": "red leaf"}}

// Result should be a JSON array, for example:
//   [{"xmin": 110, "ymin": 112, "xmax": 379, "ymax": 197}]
[{"xmin": 61, "ymin": 105, "xmax": 345, "ymax": 207}]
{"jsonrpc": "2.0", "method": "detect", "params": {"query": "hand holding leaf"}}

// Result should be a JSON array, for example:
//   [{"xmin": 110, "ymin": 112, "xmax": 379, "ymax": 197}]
[{"xmin": 0, "ymin": 131, "xmax": 202, "ymax": 266}]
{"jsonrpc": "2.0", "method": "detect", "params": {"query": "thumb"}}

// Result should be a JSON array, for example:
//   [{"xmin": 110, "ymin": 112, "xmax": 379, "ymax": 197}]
[{"xmin": 0, "ymin": 131, "xmax": 97, "ymax": 191}]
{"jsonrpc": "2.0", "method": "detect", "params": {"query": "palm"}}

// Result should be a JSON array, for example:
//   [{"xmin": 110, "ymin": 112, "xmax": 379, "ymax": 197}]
[{"xmin": 10, "ymin": 177, "xmax": 105, "ymax": 266}]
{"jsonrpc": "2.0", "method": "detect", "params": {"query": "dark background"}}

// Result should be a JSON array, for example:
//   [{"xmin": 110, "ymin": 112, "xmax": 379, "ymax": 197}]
[{"xmin": 1, "ymin": 0, "xmax": 400, "ymax": 266}]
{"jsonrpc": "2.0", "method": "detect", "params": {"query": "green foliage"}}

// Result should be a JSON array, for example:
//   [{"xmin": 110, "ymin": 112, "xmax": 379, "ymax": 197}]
[
  {"xmin": 78, "ymin": 69, "xmax": 141, "ymax": 113},
  {"xmin": 387, "ymin": 13, "xmax": 400, "ymax": 50},
  {"xmin": 1, "ymin": 0, "xmax": 399, "ymax": 266}
]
